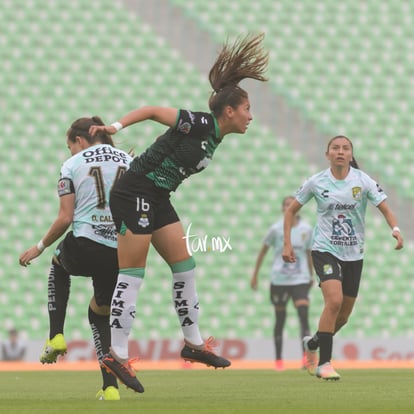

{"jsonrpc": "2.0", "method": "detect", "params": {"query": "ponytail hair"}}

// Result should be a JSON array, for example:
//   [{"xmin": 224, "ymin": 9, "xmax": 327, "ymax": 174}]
[
  {"xmin": 350, "ymin": 156, "xmax": 360, "ymax": 169},
  {"xmin": 208, "ymin": 33, "xmax": 268, "ymax": 116},
  {"xmin": 67, "ymin": 116, "xmax": 115, "ymax": 147}
]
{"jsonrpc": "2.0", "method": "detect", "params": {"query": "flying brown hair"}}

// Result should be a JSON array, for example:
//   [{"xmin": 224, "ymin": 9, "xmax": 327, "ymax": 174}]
[{"xmin": 208, "ymin": 33, "xmax": 269, "ymax": 116}]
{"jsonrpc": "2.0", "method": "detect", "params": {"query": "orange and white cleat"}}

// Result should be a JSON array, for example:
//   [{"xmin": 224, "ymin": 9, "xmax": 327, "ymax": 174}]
[{"xmin": 315, "ymin": 362, "xmax": 341, "ymax": 381}]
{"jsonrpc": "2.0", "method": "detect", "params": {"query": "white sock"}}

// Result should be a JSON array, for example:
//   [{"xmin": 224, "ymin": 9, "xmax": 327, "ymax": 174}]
[
  {"xmin": 172, "ymin": 268, "xmax": 203, "ymax": 346},
  {"xmin": 110, "ymin": 272, "xmax": 144, "ymax": 360}
]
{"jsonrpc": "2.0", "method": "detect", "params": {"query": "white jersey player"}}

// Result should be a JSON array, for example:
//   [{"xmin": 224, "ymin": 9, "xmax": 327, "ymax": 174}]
[
  {"xmin": 283, "ymin": 135, "xmax": 403, "ymax": 381},
  {"xmin": 19, "ymin": 116, "xmax": 132, "ymax": 400},
  {"xmin": 251, "ymin": 196, "xmax": 314, "ymax": 370}
]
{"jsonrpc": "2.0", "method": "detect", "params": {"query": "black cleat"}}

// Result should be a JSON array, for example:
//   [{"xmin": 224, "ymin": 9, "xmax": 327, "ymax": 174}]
[
  {"xmin": 180, "ymin": 337, "xmax": 231, "ymax": 369},
  {"xmin": 101, "ymin": 351, "xmax": 144, "ymax": 393}
]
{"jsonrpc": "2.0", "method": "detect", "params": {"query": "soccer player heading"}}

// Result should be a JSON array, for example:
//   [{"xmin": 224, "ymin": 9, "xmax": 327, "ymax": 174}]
[
  {"xmin": 89, "ymin": 33, "xmax": 269, "ymax": 392},
  {"xmin": 282, "ymin": 135, "xmax": 403, "ymax": 380}
]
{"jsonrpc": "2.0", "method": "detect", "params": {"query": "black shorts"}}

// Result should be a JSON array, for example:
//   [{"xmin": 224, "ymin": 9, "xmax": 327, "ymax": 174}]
[
  {"xmin": 270, "ymin": 284, "xmax": 310, "ymax": 306},
  {"xmin": 55, "ymin": 231, "xmax": 118, "ymax": 307},
  {"xmin": 311, "ymin": 250, "xmax": 363, "ymax": 298},
  {"xmin": 109, "ymin": 170, "xmax": 179, "ymax": 234}
]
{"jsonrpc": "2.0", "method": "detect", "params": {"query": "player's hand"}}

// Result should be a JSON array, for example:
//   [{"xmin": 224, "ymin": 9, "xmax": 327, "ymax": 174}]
[
  {"xmin": 19, "ymin": 246, "xmax": 42, "ymax": 267},
  {"xmin": 89, "ymin": 124, "xmax": 117, "ymax": 136},
  {"xmin": 282, "ymin": 245, "xmax": 296, "ymax": 263},
  {"xmin": 250, "ymin": 275, "xmax": 258, "ymax": 291},
  {"xmin": 392, "ymin": 231, "xmax": 404, "ymax": 250}
]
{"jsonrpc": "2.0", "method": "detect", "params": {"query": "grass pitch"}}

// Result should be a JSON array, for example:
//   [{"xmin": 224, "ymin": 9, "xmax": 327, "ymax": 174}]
[{"xmin": 0, "ymin": 369, "xmax": 413, "ymax": 414}]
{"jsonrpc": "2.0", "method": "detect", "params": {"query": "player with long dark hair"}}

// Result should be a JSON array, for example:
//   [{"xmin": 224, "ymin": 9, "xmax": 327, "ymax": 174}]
[
  {"xmin": 20, "ymin": 117, "xmax": 133, "ymax": 400},
  {"xmin": 89, "ymin": 33, "xmax": 269, "ymax": 392},
  {"xmin": 283, "ymin": 135, "xmax": 403, "ymax": 380}
]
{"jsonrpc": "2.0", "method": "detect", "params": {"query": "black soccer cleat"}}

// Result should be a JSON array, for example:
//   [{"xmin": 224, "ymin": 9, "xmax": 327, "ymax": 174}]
[
  {"xmin": 101, "ymin": 352, "xmax": 144, "ymax": 393},
  {"xmin": 180, "ymin": 337, "xmax": 231, "ymax": 369}
]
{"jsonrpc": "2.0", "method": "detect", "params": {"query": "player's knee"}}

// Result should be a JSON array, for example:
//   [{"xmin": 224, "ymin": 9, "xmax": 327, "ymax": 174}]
[
  {"xmin": 325, "ymin": 299, "xmax": 342, "ymax": 316},
  {"xmin": 335, "ymin": 315, "xmax": 349, "ymax": 331},
  {"xmin": 89, "ymin": 297, "xmax": 110, "ymax": 315}
]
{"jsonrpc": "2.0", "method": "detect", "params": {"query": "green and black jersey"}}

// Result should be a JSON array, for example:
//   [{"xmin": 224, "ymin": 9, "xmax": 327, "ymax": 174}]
[{"xmin": 129, "ymin": 109, "xmax": 222, "ymax": 191}]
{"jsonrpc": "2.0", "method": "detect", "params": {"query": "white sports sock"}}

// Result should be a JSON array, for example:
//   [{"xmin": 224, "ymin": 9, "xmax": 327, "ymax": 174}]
[
  {"xmin": 110, "ymin": 273, "xmax": 143, "ymax": 360},
  {"xmin": 172, "ymin": 268, "xmax": 203, "ymax": 346}
]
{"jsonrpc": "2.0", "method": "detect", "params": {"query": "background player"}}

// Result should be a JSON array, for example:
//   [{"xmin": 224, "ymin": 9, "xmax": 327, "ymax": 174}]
[{"xmin": 251, "ymin": 196, "xmax": 313, "ymax": 370}]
